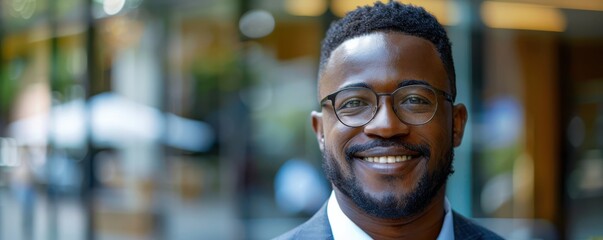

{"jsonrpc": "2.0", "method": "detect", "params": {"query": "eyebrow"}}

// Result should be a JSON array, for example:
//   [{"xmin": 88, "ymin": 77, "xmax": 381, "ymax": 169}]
[
  {"xmin": 339, "ymin": 82, "xmax": 370, "ymax": 89},
  {"xmin": 338, "ymin": 79, "xmax": 433, "ymax": 91},
  {"xmin": 398, "ymin": 79, "xmax": 432, "ymax": 88}
]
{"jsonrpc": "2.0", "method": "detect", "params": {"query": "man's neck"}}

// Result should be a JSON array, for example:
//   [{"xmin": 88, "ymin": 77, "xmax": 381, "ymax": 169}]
[{"xmin": 334, "ymin": 188, "xmax": 446, "ymax": 240}]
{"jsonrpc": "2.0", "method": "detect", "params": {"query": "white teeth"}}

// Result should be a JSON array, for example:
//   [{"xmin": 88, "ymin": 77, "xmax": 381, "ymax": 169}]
[{"xmin": 363, "ymin": 156, "xmax": 413, "ymax": 163}]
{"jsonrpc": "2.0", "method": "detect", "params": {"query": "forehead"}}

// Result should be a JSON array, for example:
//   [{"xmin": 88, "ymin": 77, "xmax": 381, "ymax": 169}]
[{"xmin": 319, "ymin": 32, "xmax": 449, "ymax": 98}]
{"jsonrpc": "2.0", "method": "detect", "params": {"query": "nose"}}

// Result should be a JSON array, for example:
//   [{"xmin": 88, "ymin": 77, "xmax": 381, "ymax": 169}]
[{"xmin": 363, "ymin": 97, "xmax": 410, "ymax": 138}]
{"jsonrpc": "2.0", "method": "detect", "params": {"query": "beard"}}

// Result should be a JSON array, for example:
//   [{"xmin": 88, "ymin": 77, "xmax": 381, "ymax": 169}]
[{"xmin": 323, "ymin": 139, "xmax": 454, "ymax": 219}]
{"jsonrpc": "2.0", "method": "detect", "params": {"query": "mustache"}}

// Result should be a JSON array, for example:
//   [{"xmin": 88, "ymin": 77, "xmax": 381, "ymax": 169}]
[{"xmin": 345, "ymin": 139, "xmax": 431, "ymax": 162}]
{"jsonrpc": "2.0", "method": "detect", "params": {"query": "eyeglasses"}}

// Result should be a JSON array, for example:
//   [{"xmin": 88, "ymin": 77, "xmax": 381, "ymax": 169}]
[{"xmin": 320, "ymin": 85, "xmax": 453, "ymax": 127}]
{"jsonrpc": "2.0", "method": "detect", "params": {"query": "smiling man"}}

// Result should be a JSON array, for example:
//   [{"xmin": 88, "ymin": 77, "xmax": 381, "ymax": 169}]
[{"xmin": 276, "ymin": 1, "xmax": 502, "ymax": 240}]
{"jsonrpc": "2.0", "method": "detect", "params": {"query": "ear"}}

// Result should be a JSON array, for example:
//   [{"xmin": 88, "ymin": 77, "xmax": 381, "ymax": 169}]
[
  {"xmin": 311, "ymin": 111, "xmax": 325, "ymax": 151},
  {"xmin": 452, "ymin": 104, "xmax": 468, "ymax": 147}
]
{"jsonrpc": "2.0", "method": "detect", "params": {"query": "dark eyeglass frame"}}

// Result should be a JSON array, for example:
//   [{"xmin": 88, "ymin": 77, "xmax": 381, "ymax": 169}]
[{"xmin": 320, "ymin": 85, "xmax": 454, "ymax": 127}]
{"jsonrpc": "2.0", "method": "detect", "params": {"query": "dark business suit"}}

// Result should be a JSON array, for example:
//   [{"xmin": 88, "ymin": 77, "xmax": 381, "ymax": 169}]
[{"xmin": 275, "ymin": 204, "xmax": 503, "ymax": 240}]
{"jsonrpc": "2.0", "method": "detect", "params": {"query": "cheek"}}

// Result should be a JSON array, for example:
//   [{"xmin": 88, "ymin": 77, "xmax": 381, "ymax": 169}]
[
  {"xmin": 324, "ymin": 114, "xmax": 357, "ymax": 170},
  {"xmin": 431, "ymin": 105, "xmax": 454, "ymax": 144},
  {"xmin": 421, "ymin": 112, "xmax": 453, "ymax": 168}
]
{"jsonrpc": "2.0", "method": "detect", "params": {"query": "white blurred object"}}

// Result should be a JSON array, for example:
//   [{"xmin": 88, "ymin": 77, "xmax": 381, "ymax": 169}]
[
  {"xmin": 90, "ymin": 92, "xmax": 215, "ymax": 152},
  {"xmin": 7, "ymin": 92, "xmax": 214, "ymax": 152},
  {"xmin": 274, "ymin": 159, "xmax": 328, "ymax": 215},
  {"xmin": 0, "ymin": 138, "xmax": 19, "ymax": 167},
  {"xmin": 481, "ymin": 172, "xmax": 513, "ymax": 214},
  {"xmin": 103, "ymin": 0, "xmax": 126, "ymax": 15},
  {"xmin": 239, "ymin": 10, "xmax": 275, "ymax": 38},
  {"xmin": 50, "ymin": 99, "xmax": 87, "ymax": 148},
  {"xmin": 480, "ymin": 97, "xmax": 523, "ymax": 148},
  {"xmin": 90, "ymin": 93, "xmax": 162, "ymax": 145},
  {"xmin": 568, "ymin": 149, "xmax": 603, "ymax": 198},
  {"xmin": 165, "ymin": 113, "xmax": 214, "ymax": 152}
]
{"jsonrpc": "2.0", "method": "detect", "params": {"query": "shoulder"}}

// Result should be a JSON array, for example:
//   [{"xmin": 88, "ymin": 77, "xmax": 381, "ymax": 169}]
[
  {"xmin": 273, "ymin": 204, "xmax": 333, "ymax": 240},
  {"xmin": 453, "ymin": 212, "xmax": 504, "ymax": 240}
]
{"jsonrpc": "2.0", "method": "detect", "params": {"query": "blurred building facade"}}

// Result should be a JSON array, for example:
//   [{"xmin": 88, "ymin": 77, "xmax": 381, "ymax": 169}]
[{"xmin": 0, "ymin": 0, "xmax": 602, "ymax": 239}]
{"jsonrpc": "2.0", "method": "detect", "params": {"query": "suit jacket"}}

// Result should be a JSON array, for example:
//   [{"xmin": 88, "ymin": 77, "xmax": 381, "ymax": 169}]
[{"xmin": 275, "ymin": 204, "xmax": 503, "ymax": 240}]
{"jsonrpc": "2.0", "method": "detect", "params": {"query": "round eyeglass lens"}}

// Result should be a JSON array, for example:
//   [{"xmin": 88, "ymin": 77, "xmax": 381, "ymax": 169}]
[
  {"xmin": 392, "ymin": 86, "xmax": 438, "ymax": 125},
  {"xmin": 333, "ymin": 88, "xmax": 378, "ymax": 127}
]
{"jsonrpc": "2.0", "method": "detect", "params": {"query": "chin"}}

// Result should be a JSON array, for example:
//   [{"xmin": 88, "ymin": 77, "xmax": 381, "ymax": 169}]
[{"xmin": 324, "ymin": 147, "xmax": 455, "ymax": 219}]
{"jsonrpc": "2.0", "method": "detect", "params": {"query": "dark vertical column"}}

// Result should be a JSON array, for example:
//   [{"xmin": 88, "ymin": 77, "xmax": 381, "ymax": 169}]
[
  {"xmin": 0, "ymin": 0, "xmax": 5, "ymax": 137},
  {"xmin": 557, "ymin": 38, "xmax": 570, "ymax": 240},
  {"xmin": 145, "ymin": 0, "xmax": 170, "ymax": 239},
  {"xmin": 469, "ymin": 0, "xmax": 484, "ymax": 123},
  {"xmin": 468, "ymin": 0, "xmax": 485, "ymax": 216},
  {"xmin": 0, "ymin": 3, "xmax": 7, "ymax": 237},
  {"xmin": 0, "ymin": 4, "xmax": 8, "ymax": 240},
  {"xmin": 321, "ymin": 0, "xmax": 337, "ymax": 43},
  {"xmin": 83, "ymin": 0, "xmax": 98, "ymax": 239},
  {"xmin": 0, "ymin": 5, "xmax": 5, "ymax": 240},
  {"xmin": 236, "ymin": 0, "xmax": 251, "ymax": 238},
  {"xmin": 235, "ymin": 0, "xmax": 258, "ymax": 237},
  {"xmin": 47, "ymin": 1, "xmax": 59, "ymax": 239}
]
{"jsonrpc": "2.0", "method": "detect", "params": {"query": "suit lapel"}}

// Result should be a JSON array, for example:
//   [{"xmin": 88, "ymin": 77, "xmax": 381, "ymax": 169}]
[
  {"xmin": 298, "ymin": 203, "xmax": 334, "ymax": 239},
  {"xmin": 453, "ymin": 211, "xmax": 483, "ymax": 240}
]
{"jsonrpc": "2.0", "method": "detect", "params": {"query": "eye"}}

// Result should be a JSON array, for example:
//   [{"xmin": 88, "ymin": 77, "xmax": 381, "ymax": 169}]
[
  {"xmin": 340, "ymin": 99, "xmax": 368, "ymax": 109},
  {"xmin": 402, "ymin": 96, "xmax": 431, "ymax": 105},
  {"xmin": 398, "ymin": 95, "xmax": 434, "ymax": 113}
]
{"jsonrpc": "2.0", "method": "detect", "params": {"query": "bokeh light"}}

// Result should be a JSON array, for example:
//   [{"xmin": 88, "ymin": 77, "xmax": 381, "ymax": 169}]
[
  {"xmin": 103, "ymin": 0, "xmax": 126, "ymax": 15},
  {"xmin": 239, "ymin": 10, "xmax": 275, "ymax": 39}
]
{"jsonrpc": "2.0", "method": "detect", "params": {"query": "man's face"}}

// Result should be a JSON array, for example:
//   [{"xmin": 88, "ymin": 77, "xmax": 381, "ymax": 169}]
[{"xmin": 312, "ymin": 32, "xmax": 467, "ymax": 218}]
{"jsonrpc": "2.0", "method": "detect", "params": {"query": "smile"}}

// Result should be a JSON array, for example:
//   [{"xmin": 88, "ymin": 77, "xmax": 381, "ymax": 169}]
[{"xmin": 363, "ymin": 155, "xmax": 413, "ymax": 163}]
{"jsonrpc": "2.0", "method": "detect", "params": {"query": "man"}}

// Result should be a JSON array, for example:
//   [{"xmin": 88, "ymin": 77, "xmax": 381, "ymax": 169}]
[{"xmin": 276, "ymin": 1, "xmax": 502, "ymax": 239}]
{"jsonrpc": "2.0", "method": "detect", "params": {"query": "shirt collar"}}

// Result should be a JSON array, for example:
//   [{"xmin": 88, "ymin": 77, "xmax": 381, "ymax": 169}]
[
  {"xmin": 326, "ymin": 191, "xmax": 455, "ymax": 240},
  {"xmin": 437, "ymin": 196, "xmax": 455, "ymax": 240}
]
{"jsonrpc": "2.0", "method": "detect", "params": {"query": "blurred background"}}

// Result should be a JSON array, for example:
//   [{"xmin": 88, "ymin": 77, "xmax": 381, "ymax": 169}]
[{"xmin": 0, "ymin": 0, "xmax": 601, "ymax": 239}]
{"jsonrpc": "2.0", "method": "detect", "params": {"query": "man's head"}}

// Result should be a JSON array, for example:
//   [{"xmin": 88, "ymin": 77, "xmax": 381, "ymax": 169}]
[
  {"xmin": 311, "ymin": 2, "xmax": 468, "ymax": 219},
  {"xmin": 319, "ymin": 1, "xmax": 457, "ymax": 101}
]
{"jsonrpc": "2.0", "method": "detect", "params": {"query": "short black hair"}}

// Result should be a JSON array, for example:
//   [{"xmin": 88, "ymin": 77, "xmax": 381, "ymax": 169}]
[{"xmin": 319, "ymin": 1, "xmax": 456, "ymax": 101}]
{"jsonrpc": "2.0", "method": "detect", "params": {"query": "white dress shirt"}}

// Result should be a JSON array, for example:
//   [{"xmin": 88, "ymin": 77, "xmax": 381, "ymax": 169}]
[{"xmin": 327, "ymin": 191, "xmax": 454, "ymax": 240}]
